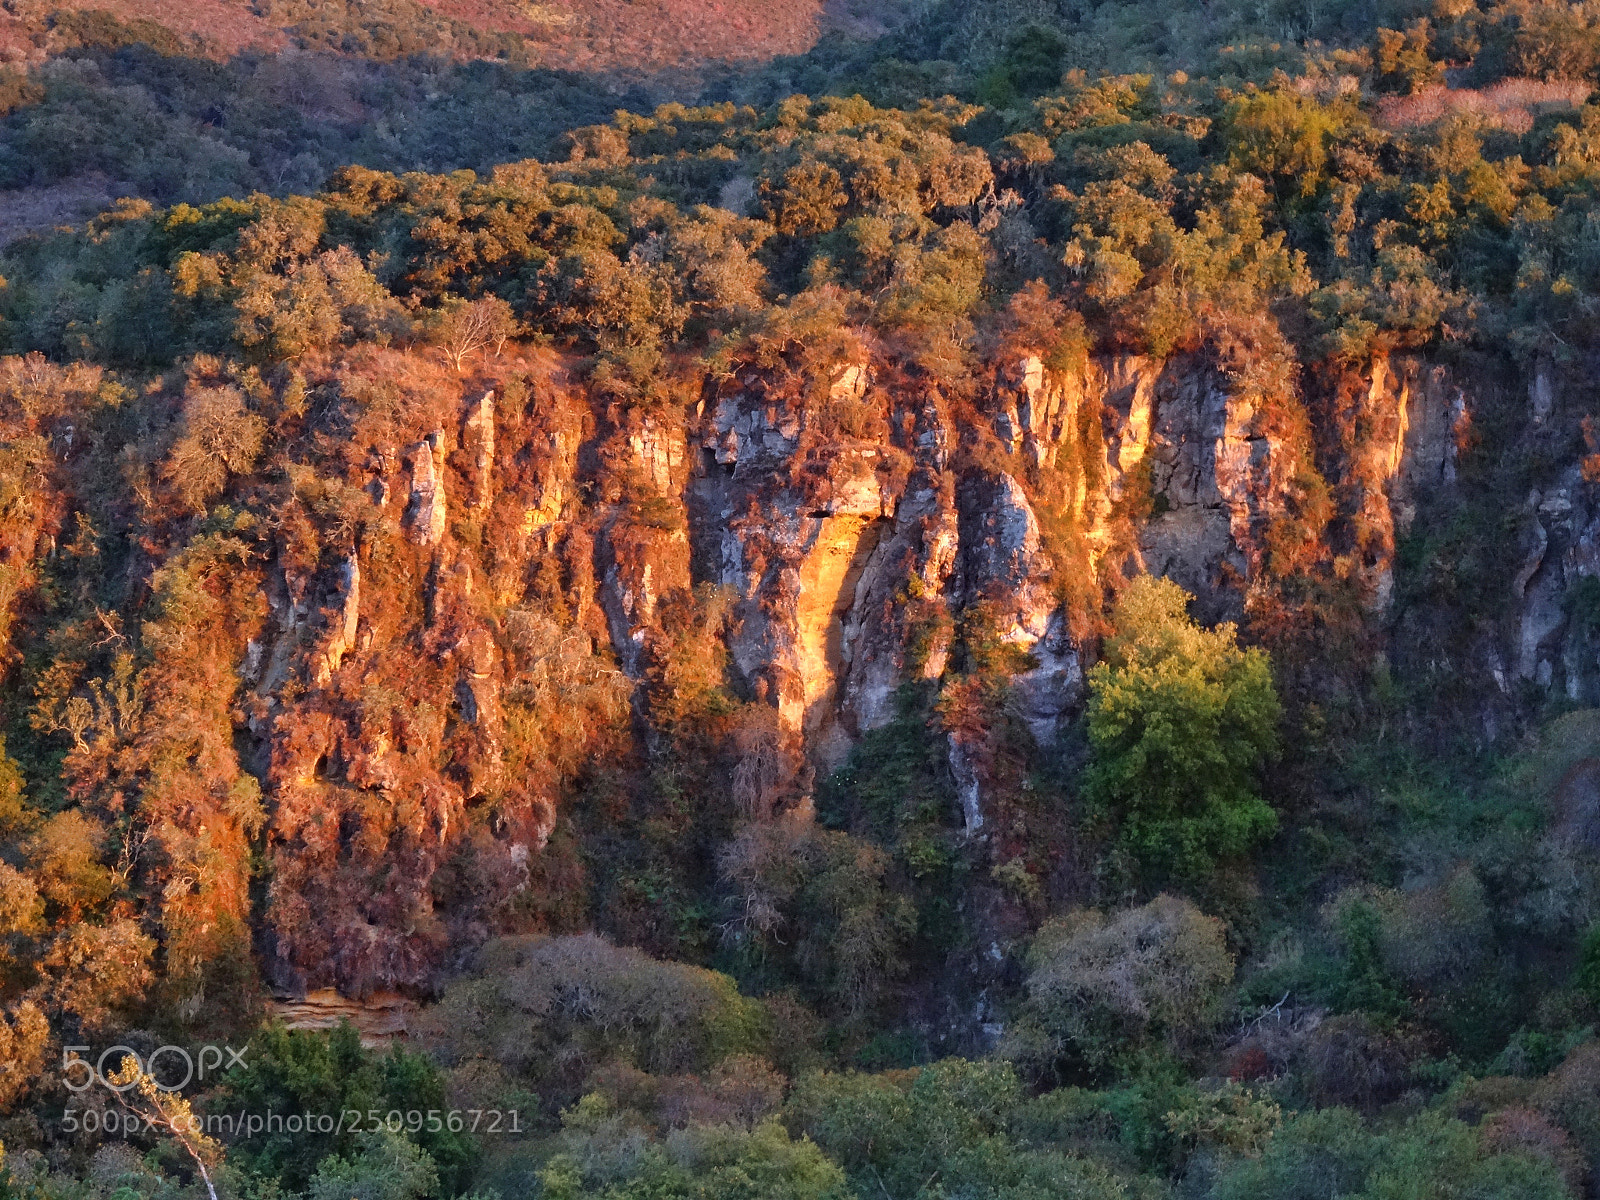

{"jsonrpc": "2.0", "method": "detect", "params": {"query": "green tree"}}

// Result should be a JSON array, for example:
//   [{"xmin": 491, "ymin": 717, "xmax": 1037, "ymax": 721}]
[
  {"xmin": 1083, "ymin": 576, "xmax": 1280, "ymax": 887},
  {"xmin": 1215, "ymin": 1108, "xmax": 1570, "ymax": 1200},
  {"xmin": 540, "ymin": 1096, "xmax": 851, "ymax": 1200},
  {"xmin": 218, "ymin": 1024, "xmax": 471, "ymax": 1194},
  {"xmin": 787, "ymin": 1059, "xmax": 1132, "ymax": 1200},
  {"xmin": 976, "ymin": 24, "xmax": 1070, "ymax": 108},
  {"xmin": 308, "ymin": 1131, "xmax": 439, "ymax": 1200},
  {"xmin": 1576, "ymin": 920, "xmax": 1600, "ymax": 1006}
]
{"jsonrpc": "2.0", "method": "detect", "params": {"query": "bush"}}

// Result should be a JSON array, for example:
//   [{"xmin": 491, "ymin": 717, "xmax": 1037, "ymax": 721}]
[
  {"xmin": 1370, "ymin": 1110, "xmax": 1571, "ymax": 1200},
  {"xmin": 0, "ymin": 1000, "xmax": 49, "ymax": 1112},
  {"xmin": 1221, "ymin": 88, "xmax": 1343, "ymax": 201},
  {"xmin": 1007, "ymin": 895, "xmax": 1234, "ymax": 1074},
  {"xmin": 1326, "ymin": 893, "xmax": 1408, "ymax": 1021},
  {"xmin": 1210, "ymin": 1106, "xmax": 1380, "ymax": 1200},
  {"xmin": 1481, "ymin": 3, "xmax": 1600, "ymax": 83},
  {"xmin": 1300, "ymin": 1013, "xmax": 1412, "ymax": 1111},
  {"xmin": 432, "ymin": 297, "xmax": 516, "ymax": 372},
  {"xmin": 1533, "ymin": 1042, "xmax": 1600, "ymax": 1177},
  {"xmin": 1162, "ymin": 1082, "xmax": 1282, "ymax": 1160},
  {"xmin": 1374, "ymin": 21, "xmax": 1444, "ymax": 95},
  {"xmin": 1211, "ymin": 1107, "xmax": 1571, "ymax": 1200},
  {"xmin": 587, "ymin": 1053, "xmax": 788, "ymax": 1131},
  {"xmin": 1083, "ymin": 577, "xmax": 1280, "ymax": 889},
  {"xmin": 1576, "ymin": 921, "xmax": 1600, "ymax": 1006},
  {"xmin": 160, "ymin": 381, "xmax": 265, "ymax": 514},
  {"xmin": 1375, "ymin": 869, "xmax": 1492, "ymax": 997},
  {"xmin": 419, "ymin": 934, "xmax": 769, "ymax": 1090},
  {"xmin": 1478, "ymin": 1107, "xmax": 1587, "ymax": 1197},
  {"xmin": 308, "ymin": 1131, "xmax": 439, "ymax": 1200},
  {"xmin": 540, "ymin": 1097, "xmax": 851, "ymax": 1200},
  {"xmin": 787, "ymin": 1059, "xmax": 1133, "ymax": 1200}
]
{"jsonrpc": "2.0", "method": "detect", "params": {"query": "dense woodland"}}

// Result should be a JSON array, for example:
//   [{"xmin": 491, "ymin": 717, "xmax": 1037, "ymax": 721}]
[{"xmin": 1, "ymin": 1, "xmax": 1600, "ymax": 1200}]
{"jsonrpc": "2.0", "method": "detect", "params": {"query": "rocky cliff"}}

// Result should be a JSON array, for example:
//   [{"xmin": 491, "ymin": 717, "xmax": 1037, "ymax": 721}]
[{"xmin": 101, "ymin": 331, "xmax": 1563, "ymax": 997}]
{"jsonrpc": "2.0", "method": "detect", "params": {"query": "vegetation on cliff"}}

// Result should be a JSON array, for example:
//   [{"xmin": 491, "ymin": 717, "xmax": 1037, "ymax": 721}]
[{"xmin": 0, "ymin": 1, "xmax": 1597, "ymax": 1199}]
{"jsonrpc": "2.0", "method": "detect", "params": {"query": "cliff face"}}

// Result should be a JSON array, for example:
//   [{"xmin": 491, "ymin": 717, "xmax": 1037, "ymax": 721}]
[
  {"xmin": 1511, "ymin": 459, "xmax": 1600, "ymax": 701},
  {"xmin": 1322, "ymin": 354, "xmax": 1600, "ymax": 709},
  {"xmin": 10, "ymin": 336, "xmax": 1588, "ymax": 998}
]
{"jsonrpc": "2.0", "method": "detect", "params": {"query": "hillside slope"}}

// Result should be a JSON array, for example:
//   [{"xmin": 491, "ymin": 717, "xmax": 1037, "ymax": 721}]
[
  {"xmin": 0, "ymin": 0, "xmax": 845, "ymax": 67},
  {"xmin": 0, "ymin": 13, "xmax": 1599, "ymax": 1200}
]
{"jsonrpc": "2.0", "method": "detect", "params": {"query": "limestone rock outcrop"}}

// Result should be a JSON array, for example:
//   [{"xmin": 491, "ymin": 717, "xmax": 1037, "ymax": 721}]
[
  {"xmin": 405, "ymin": 431, "xmax": 448, "ymax": 546},
  {"xmin": 212, "ymin": 335, "xmax": 1596, "ymax": 995}
]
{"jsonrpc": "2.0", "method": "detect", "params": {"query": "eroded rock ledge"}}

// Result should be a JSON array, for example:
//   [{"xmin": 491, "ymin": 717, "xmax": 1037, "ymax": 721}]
[{"xmin": 225, "ymin": 344, "xmax": 1596, "ymax": 995}]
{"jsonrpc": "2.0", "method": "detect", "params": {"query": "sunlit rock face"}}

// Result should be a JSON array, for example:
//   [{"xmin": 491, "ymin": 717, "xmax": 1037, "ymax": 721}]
[{"xmin": 82, "ymin": 331, "xmax": 1570, "ymax": 996}]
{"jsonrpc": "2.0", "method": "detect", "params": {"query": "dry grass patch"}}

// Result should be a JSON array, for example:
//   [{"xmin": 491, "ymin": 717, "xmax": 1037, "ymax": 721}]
[{"xmin": 1377, "ymin": 77, "xmax": 1590, "ymax": 133}]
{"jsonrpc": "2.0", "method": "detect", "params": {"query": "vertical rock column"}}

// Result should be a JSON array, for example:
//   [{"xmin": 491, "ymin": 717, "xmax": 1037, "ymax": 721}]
[
  {"xmin": 406, "ymin": 431, "xmax": 448, "ymax": 546},
  {"xmin": 463, "ymin": 390, "xmax": 495, "ymax": 510},
  {"xmin": 312, "ymin": 555, "xmax": 361, "ymax": 687}
]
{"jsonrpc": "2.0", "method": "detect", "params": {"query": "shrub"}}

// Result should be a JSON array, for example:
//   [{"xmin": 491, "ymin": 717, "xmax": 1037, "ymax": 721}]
[
  {"xmin": 1210, "ymin": 1106, "xmax": 1380, "ymax": 1200},
  {"xmin": 1221, "ymin": 88, "xmax": 1343, "ymax": 201},
  {"xmin": 1576, "ymin": 921, "xmax": 1600, "ymax": 1006},
  {"xmin": 1300, "ymin": 1013, "xmax": 1413, "ymax": 1111},
  {"xmin": 787, "ymin": 1059, "xmax": 1132, "ymax": 1200},
  {"xmin": 1373, "ymin": 1110, "xmax": 1571, "ymax": 1200},
  {"xmin": 1376, "ymin": 869, "xmax": 1492, "ymax": 996},
  {"xmin": 1007, "ymin": 895, "xmax": 1234, "ymax": 1074},
  {"xmin": 1326, "ymin": 893, "xmax": 1408, "ymax": 1021},
  {"xmin": 37, "ymin": 918, "xmax": 155, "ymax": 1035},
  {"xmin": 308, "ymin": 1131, "xmax": 439, "ymax": 1200},
  {"xmin": 420, "ymin": 934, "xmax": 769, "ymax": 1088},
  {"xmin": 1478, "ymin": 1107, "xmax": 1587, "ymax": 1197},
  {"xmin": 432, "ymin": 297, "xmax": 516, "ymax": 372},
  {"xmin": 1162, "ymin": 1082, "xmax": 1282, "ymax": 1160},
  {"xmin": 1212, "ymin": 1107, "xmax": 1571, "ymax": 1200},
  {"xmin": 1374, "ymin": 21, "xmax": 1444, "ymax": 95},
  {"xmin": 0, "ymin": 1000, "xmax": 49, "ymax": 1112},
  {"xmin": 540, "ymin": 1097, "xmax": 851, "ymax": 1200},
  {"xmin": 589, "ymin": 1054, "xmax": 787, "ymax": 1131},
  {"xmin": 1488, "ymin": 3, "xmax": 1600, "ymax": 83},
  {"xmin": 160, "ymin": 381, "xmax": 266, "ymax": 514},
  {"xmin": 1533, "ymin": 1041, "xmax": 1600, "ymax": 1175},
  {"xmin": 787, "ymin": 1058, "xmax": 1019, "ymax": 1178},
  {"xmin": 1083, "ymin": 576, "xmax": 1280, "ymax": 888}
]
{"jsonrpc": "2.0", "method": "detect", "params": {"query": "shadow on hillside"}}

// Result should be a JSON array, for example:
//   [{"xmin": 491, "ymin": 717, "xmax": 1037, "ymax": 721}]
[
  {"xmin": 0, "ymin": 0, "xmax": 948, "ymax": 243},
  {"xmin": 0, "ymin": 44, "xmax": 656, "ymax": 243}
]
